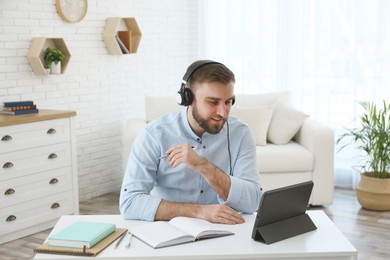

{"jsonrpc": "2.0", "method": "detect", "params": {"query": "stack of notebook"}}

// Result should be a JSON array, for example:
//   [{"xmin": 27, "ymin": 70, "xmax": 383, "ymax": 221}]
[{"xmin": 34, "ymin": 221, "xmax": 127, "ymax": 256}]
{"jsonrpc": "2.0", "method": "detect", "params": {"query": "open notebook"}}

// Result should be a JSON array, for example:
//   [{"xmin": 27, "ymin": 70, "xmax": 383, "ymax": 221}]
[{"xmin": 132, "ymin": 216, "xmax": 234, "ymax": 249}]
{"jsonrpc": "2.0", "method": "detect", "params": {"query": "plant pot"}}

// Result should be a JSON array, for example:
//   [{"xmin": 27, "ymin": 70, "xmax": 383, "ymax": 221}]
[
  {"xmin": 356, "ymin": 173, "xmax": 390, "ymax": 211},
  {"xmin": 50, "ymin": 62, "xmax": 61, "ymax": 74}
]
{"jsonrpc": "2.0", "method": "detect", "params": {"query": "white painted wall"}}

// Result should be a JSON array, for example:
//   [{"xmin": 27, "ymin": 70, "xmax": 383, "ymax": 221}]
[{"xmin": 0, "ymin": 0, "xmax": 198, "ymax": 200}]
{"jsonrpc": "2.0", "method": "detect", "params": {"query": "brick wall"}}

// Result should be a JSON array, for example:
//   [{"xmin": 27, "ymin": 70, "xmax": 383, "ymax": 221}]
[{"xmin": 0, "ymin": 0, "xmax": 198, "ymax": 200}]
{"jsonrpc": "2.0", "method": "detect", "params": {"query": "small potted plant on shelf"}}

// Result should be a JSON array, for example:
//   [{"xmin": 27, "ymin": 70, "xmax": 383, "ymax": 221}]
[
  {"xmin": 337, "ymin": 100, "xmax": 390, "ymax": 210},
  {"xmin": 44, "ymin": 47, "xmax": 65, "ymax": 74}
]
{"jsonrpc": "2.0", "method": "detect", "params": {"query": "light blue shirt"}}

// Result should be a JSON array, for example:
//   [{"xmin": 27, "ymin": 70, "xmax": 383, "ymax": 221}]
[{"xmin": 120, "ymin": 109, "xmax": 262, "ymax": 221}]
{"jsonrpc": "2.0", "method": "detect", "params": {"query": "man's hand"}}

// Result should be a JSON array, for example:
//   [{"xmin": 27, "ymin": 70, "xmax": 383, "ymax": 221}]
[
  {"xmin": 197, "ymin": 204, "xmax": 245, "ymax": 224},
  {"xmin": 165, "ymin": 144, "xmax": 203, "ymax": 169}
]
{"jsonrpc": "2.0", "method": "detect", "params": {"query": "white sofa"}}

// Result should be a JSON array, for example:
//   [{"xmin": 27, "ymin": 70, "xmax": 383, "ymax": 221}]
[{"xmin": 123, "ymin": 92, "xmax": 334, "ymax": 205}]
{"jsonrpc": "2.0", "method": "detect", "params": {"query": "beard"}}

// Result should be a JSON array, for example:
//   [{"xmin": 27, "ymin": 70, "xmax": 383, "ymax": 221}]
[{"xmin": 192, "ymin": 103, "xmax": 226, "ymax": 134}]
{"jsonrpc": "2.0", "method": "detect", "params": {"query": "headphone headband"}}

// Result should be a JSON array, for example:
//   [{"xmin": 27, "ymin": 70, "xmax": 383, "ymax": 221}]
[{"xmin": 182, "ymin": 60, "xmax": 222, "ymax": 84}]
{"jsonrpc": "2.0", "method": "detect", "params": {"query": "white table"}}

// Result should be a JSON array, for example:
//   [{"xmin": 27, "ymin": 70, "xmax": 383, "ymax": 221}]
[{"xmin": 33, "ymin": 210, "xmax": 357, "ymax": 260}]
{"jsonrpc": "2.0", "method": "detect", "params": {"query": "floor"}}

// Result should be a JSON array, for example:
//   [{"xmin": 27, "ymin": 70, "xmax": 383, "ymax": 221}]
[
  {"xmin": 1, "ymin": 189, "xmax": 389, "ymax": 260},
  {"xmin": 319, "ymin": 189, "xmax": 390, "ymax": 260}
]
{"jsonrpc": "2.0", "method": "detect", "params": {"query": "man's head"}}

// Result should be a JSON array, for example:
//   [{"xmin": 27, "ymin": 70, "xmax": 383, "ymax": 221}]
[
  {"xmin": 177, "ymin": 60, "xmax": 235, "ymax": 106},
  {"xmin": 179, "ymin": 60, "xmax": 236, "ymax": 136}
]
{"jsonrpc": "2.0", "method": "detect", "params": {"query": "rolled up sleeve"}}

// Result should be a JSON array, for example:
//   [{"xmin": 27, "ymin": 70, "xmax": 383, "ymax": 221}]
[{"xmin": 220, "ymin": 126, "xmax": 262, "ymax": 213}]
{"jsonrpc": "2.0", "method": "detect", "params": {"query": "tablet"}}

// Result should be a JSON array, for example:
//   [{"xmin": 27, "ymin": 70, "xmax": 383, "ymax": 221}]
[{"xmin": 251, "ymin": 181, "xmax": 315, "ymax": 242}]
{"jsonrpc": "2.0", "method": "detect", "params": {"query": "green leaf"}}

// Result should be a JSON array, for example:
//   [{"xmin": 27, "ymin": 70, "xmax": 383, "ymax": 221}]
[{"xmin": 44, "ymin": 47, "xmax": 65, "ymax": 68}]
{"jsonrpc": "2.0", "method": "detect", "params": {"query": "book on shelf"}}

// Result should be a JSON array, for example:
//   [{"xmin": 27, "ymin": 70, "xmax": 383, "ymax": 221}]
[
  {"xmin": 2, "ymin": 104, "xmax": 37, "ymax": 111},
  {"xmin": 1, "ymin": 100, "xmax": 34, "ymax": 107},
  {"xmin": 1, "ymin": 100, "xmax": 38, "ymax": 115},
  {"xmin": 118, "ymin": 30, "xmax": 133, "ymax": 53},
  {"xmin": 0, "ymin": 109, "xmax": 39, "ymax": 115},
  {"xmin": 47, "ymin": 221, "xmax": 116, "ymax": 249},
  {"xmin": 131, "ymin": 216, "xmax": 234, "ymax": 249},
  {"xmin": 115, "ymin": 35, "xmax": 130, "ymax": 54},
  {"xmin": 34, "ymin": 227, "xmax": 127, "ymax": 257}
]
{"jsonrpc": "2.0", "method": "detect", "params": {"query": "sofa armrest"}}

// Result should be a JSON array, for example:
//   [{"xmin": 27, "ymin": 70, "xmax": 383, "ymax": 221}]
[
  {"xmin": 294, "ymin": 118, "xmax": 335, "ymax": 205},
  {"xmin": 122, "ymin": 118, "xmax": 147, "ymax": 166}
]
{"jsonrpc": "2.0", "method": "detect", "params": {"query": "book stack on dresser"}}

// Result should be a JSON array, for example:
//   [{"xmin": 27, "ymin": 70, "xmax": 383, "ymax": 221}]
[{"xmin": 0, "ymin": 100, "xmax": 39, "ymax": 115}]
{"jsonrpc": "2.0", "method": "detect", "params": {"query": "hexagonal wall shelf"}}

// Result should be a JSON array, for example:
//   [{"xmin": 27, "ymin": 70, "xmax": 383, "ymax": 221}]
[
  {"xmin": 27, "ymin": 37, "xmax": 71, "ymax": 76},
  {"xmin": 103, "ymin": 17, "xmax": 142, "ymax": 55}
]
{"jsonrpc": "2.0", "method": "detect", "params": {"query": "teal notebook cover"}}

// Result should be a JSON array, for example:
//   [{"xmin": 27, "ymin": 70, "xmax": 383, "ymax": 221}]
[{"xmin": 48, "ymin": 221, "xmax": 116, "ymax": 249}]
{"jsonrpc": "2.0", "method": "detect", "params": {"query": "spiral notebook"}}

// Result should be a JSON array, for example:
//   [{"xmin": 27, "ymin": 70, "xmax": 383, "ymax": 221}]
[{"xmin": 33, "ymin": 228, "xmax": 127, "ymax": 256}]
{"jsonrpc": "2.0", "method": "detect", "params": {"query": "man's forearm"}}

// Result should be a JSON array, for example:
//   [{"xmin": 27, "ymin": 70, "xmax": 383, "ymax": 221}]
[
  {"xmin": 154, "ymin": 199, "xmax": 245, "ymax": 224},
  {"xmin": 154, "ymin": 200, "xmax": 201, "ymax": 221},
  {"xmin": 165, "ymin": 144, "xmax": 231, "ymax": 200},
  {"xmin": 194, "ymin": 158, "xmax": 231, "ymax": 200}
]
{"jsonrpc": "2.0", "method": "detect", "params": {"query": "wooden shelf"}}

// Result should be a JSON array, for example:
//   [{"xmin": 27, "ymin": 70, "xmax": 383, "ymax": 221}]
[
  {"xmin": 103, "ymin": 17, "xmax": 142, "ymax": 55},
  {"xmin": 26, "ymin": 37, "xmax": 71, "ymax": 76},
  {"xmin": 0, "ymin": 109, "xmax": 76, "ymax": 127}
]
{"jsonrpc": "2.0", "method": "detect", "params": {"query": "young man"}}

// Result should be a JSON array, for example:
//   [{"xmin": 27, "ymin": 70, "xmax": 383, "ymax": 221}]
[{"xmin": 120, "ymin": 60, "xmax": 262, "ymax": 224}]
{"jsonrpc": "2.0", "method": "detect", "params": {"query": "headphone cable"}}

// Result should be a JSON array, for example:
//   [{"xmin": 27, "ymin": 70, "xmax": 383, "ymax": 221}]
[{"xmin": 226, "ymin": 120, "xmax": 233, "ymax": 176}]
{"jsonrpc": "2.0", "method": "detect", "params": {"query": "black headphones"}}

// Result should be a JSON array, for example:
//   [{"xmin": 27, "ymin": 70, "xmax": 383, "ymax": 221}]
[{"xmin": 177, "ymin": 60, "xmax": 235, "ymax": 106}]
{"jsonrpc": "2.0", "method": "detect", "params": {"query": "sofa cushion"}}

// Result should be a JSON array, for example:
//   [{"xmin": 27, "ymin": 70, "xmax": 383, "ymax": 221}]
[
  {"xmin": 256, "ymin": 141, "xmax": 314, "ymax": 173},
  {"xmin": 234, "ymin": 92, "xmax": 309, "ymax": 145},
  {"xmin": 230, "ymin": 105, "xmax": 274, "ymax": 145},
  {"xmin": 234, "ymin": 91, "xmax": 291, "ymax": 107},
  {"xmin": 145, "ymin": 96, "xmax": 181, "ymax": 122},
  {"xmin": 267, "ymin": 103, "xmax": 309, "ymax": 145}
]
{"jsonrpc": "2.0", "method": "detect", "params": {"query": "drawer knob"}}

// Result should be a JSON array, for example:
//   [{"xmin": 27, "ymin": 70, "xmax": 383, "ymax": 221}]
[
  {"xmin": 51, "ymin": 202, "xmax": 60, "ymax": 209},
  {"xmin": 47, "ymin": 128, "xmax": 56, "ymax": 134},
  {"xmin": 1, "ymin": 135, "xmax": 12, "ymax": 141},
  {"xmin": 49, "ymin": 178, "xmax": 59, "ymax": 184},
  {"xmin": 4, "ymin": 189, "xmax": 15, "ymax": 195},
  {"xmin": 3, "ymin": 162, "xmax": 14, "ymax": 168},
  {"xmin": 48, "ymin": 153, "xmax": 57, "ymax": 159},
  {"xmin": 6, "ymin": 215, "xmax": 16, "ymax": 222}
]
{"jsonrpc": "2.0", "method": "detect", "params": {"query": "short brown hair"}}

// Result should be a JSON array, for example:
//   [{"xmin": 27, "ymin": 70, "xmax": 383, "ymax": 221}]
[{"xmin": 187, "ymin": 63, "xmax": 235, "ymax": 91}]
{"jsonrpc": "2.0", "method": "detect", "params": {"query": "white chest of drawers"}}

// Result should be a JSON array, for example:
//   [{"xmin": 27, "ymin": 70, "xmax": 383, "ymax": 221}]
[{"xmin": 0, "ymin": 110, "xmax": 79, "ymax": 244}]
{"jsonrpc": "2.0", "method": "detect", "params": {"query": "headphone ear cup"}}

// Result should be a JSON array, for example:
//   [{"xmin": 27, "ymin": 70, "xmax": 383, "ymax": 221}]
[
  {"xmin": 176, "ymin": 91, "xmax": 184, "ymax": 106},
  {"xmin": 182, "ymin": 88, "xmax": 193, "ymax": 106},
  {"xmin": 177, "ymin": 86, "xmax": 193, "ymax": 106}
]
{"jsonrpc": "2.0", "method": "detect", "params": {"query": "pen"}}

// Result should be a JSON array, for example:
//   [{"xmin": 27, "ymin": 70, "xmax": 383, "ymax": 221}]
[
  {"xmin": 114, "ymin": 231, "xmax": 127, "ymax": 249},
  {"xmin": 125, "ymin": 232, "xmax": 133, "ymax": 248},
  {"xmin": 159, "ymin": 146, "xmax": 195, "ymax": 160},
  {"xmin": 158, "ymin": 154, "xmax": 168, "ymax": 159}
]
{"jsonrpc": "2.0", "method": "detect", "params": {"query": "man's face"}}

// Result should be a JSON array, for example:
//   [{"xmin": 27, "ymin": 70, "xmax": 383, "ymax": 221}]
[{"xmin": 188, "ymin": 81, "xmax": 234, "ymax": 136}]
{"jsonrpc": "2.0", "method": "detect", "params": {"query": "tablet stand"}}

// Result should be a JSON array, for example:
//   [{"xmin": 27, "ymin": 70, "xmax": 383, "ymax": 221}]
[{"xmin": 253, "ymin": 213, "xmax": 317, "ymax": 244}]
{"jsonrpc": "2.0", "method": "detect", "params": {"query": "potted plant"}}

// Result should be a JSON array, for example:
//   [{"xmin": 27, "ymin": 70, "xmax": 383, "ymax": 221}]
[
  {"xmin": 44, "ymin": 47, "xmax": 65, "ymax": 74},
  {"xmin": 337, "ymin": 100, "xmax": 390, "ymax": 210}
]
